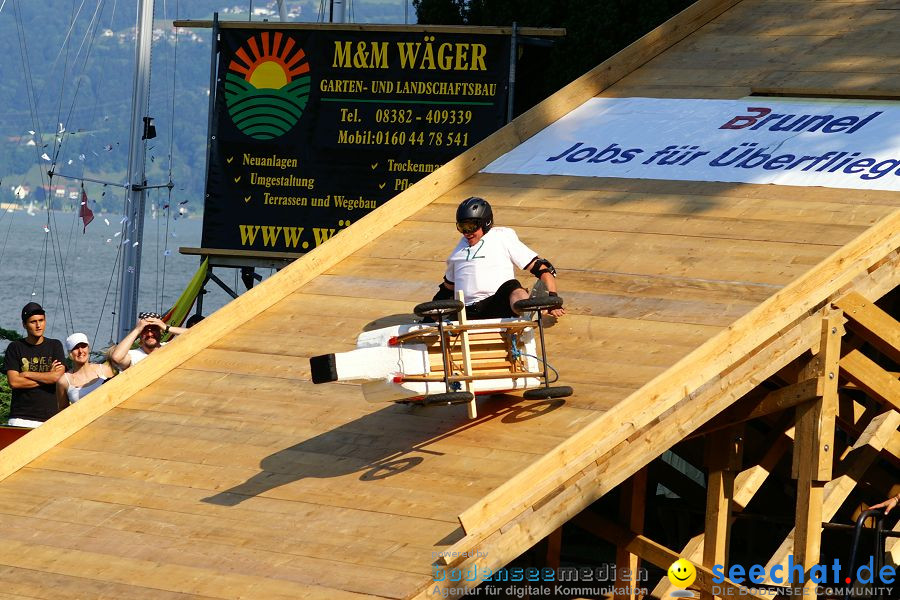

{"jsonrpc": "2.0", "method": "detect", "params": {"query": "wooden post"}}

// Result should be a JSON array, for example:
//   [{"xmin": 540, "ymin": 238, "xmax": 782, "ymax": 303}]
[
  {"xmin": 615, "ymin": 468, "xmax": 647, "ymax": 600},
  {"xmin": 791, "ymin": 310, "xmax": 841, "ymax": 599},
  {"xmin": 455, "ymin": 291, "xmax": 477, "ymax": 419},
  {"xmin": 545, "ymin": 527, "xmax": 563, "ymax": 570},
  {"xmin": 702, "ymin": 425, "xmax": 744, "ymax": 600}
]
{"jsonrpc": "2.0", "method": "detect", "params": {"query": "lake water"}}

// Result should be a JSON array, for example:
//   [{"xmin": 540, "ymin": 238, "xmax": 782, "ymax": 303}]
[{"xmin": 0, "ymin": 207, "xmax": 240, "ymax": 353}]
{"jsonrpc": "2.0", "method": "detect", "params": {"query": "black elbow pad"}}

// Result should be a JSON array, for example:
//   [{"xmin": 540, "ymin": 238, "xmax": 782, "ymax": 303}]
[{"xmin": 529, "ymin": 258, "xmax": 556, "ymax": 278}]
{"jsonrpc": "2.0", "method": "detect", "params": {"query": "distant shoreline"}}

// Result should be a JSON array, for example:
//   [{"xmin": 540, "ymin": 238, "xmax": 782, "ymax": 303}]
[{"xmin": 0, "ymin": 202, "xmax": 202, "ymax": 219}]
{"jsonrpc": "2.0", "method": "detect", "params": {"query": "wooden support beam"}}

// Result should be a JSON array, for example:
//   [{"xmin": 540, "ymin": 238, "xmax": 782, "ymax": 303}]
[
  {"xmin": 428, "ymin": 251, "xmax": 898, "ymax": 599},
  {"xmin": 695, "ymin": 378, "xmax": 822, "ymax": 438},
  {"xmin": 792, "ymin": 312, "xmax": 842, "ymax": 482},
  {"xmin": 174, "ymin": 21, "xmax": 567, "ymax": 36},
  {"xmin": 833, "ymin": 291, "xmax": 900, "ymax": 365},
  {"xmin": 792, "ymin": 480, "xmax": 825, "ymax": 599},
  {"xmin": 836, "ymin": 395, "xmax": 878, "ymax": 436},
  {"xmin": 544, "ymin": 528, "xmax": 562, "ymax": 570},
  {"xmin": 733, "ymin": 422, "xmax": 794, "ymax": 512},
  {"xmin": 763, "ymin": 410, "xmax": 900, "ymax": 586},
  {"xmin": 702, "ymin": 426, "xmax": 744, "ymax": 600},
  {"xmin": 651, "ymin": 423, "xmax": 794, "ymax": 599},
  {"xmin": 791, "ymin": 312, "xmax": 841, "ymax": 600},
  {"xmin": 573, "ymin": 511, "xmax": 770, "ymax": 600},
  {"xmin": 452, "ymin": 214, "xmax": 900, "ymax": 545},
  {"xmin": 883, "ymin": 429, "xmax": 900, "ymax": 461},
  {"xmin": 615, "ymin": 468, "xmax": 647, "ymax": 600},
  {"xmin": 456, "ymin": 291, "xmax": 477, "ymax": 419},
  {"xmin": 887, "ymin": 519, "xmax": 900, "ymax": 567},
  {"xmin": 840, "ymin": 350, "xmax": 900, "ymax": 412}
]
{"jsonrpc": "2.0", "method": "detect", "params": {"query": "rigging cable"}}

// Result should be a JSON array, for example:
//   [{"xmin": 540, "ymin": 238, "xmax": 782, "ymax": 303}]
[
  {"xmin": 12, "ymin": 0, "xmax": 55, "ymax": 320},
  {"xmin": 49, "ymin": 0, "xmax": 78, "ymax": 167},
  {"xmin": 76, "ymin": 0, "xmax": 129, "ymax": 339},
  {"xmin": 45, "ymin": 0, "xmax": 81, "ymax": 334},
  {"xmin": 153, "ymin": 188, "xmax": 161, "ymax": 313},
  {"xmin": 11, "ymin": 0, "xmax": 106, "ymax": 335},
  {"xmin": 48, "ymin": 0, "xmax": 109, "ymax": 335},
  {"xmin": 157, "ymin": 0, "xmax": 181, "ymax": 312},
  {"xmin": 51, "ymin": 0, "xmax": 106, "ymax": 167},
  {"xmin": 109, "ymin": 188, "xmax": 128, "ymax": 339},
  {"xmin": 94, "ymin": 207, "xmax": 124, "ymax": 349}
]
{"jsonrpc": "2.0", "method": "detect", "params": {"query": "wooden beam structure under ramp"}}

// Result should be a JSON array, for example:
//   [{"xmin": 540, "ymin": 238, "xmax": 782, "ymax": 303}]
[{"xmin": 0, "ymin": 1, "xmax": 898, "ymax": 598}]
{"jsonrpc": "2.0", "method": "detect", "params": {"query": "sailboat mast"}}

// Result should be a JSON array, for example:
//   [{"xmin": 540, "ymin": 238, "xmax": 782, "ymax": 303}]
[{"xmin": 117, "ymin": 0, "xmax": 155, "ymax": 339}]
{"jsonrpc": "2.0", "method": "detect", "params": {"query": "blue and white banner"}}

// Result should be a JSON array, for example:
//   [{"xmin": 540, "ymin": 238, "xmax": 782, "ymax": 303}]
[{"xmin": 483, "ymin": 98, "xmax": 900, "ymax": 191}]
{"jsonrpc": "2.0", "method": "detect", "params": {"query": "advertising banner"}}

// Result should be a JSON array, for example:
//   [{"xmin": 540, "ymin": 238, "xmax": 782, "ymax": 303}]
[
  {"xmin": 202, "ymin": 26, "xmax": 510, "ymax": 252},
  {"xmin": 483, "ymin": 98, "xmax": 900, "ymax": 191}
]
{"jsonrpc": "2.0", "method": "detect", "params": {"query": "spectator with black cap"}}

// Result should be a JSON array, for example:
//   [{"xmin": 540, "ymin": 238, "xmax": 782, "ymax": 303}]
[{"xmin": 3, "ymin": 302, "xmax": 66, "ymax": 427}]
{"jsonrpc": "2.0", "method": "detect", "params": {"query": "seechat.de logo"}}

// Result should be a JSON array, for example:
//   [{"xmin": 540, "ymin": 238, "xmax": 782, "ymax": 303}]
[
  {"xmin": 668, "ymin": 558, "xmax": 697, "ymax": 598},
  {"xmin": 225, "ymin": 32, "xmax": 311, "ymax": 139}
]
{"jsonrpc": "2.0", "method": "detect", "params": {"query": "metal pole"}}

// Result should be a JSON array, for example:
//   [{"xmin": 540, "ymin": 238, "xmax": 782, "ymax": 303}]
[
  {"xmin": 507, "ymin": 22, "xmax": 518, "ymax": 123},
  {"xmin": 201, "ymin": 13, "xmax": 219, "ymax": 227},
  {"xmin": 331, "ymin": 0, "xmax": 345, "ymax": 23},
  {"xmin": 276, "ymin": 0, "xmax": 287, "ymax": 21},
  {"xmin": 116, "ymin": 0, "xmax": 154, "ymax": 340}
]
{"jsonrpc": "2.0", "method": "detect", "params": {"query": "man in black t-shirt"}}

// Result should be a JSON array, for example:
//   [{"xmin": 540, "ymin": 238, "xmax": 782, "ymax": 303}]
[{"xmin": 3, "ymin": 302, "xmax": 65, "ymax": 427}]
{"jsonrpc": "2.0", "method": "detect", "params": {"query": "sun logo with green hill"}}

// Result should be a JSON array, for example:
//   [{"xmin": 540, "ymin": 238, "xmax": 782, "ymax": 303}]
[{"xmin": 225, "ymin": 32, "xmax": 311, "ymax": 139}]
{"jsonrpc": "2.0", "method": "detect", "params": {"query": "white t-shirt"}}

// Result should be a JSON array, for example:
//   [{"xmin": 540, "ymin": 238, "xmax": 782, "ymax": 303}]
[
  {"xmin": 444, "ymin": 227, "xmax": 537, "ymax": 304},
  {"xmin": 128, "ymin": 344, "xmax": 164, "ymax": 367},
  {"xmin": 128, "ymin": 347, "xmax": 150, "ymax": 365}
]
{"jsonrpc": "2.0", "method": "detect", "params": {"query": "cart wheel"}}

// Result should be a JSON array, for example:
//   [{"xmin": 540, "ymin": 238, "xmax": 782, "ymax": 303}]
[
  {"xmin": 413, "ymin": 299, "xmax": 464, "ymax": 318},
  {"xmin": 422, "ymin": 391, "xmax": 475, "ymax": 406},
  {"xmin": 523, "ymin": 386, "xmax": 573, "ymax": 400},
  {"xmin": 514, "ymin": 295, "xmax": 563, "ymax": 313}
]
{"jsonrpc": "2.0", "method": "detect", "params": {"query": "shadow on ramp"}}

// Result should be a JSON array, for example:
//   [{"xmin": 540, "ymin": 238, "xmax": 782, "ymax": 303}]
[{"xmin": 202, "ymin": 395, "xmax": 564, "ymax": 506}]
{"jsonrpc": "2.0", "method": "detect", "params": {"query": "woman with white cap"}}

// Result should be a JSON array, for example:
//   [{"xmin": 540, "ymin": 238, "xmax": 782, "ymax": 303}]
[{"xmin": 56, "ymin": 333, "xmax": 116, "ymax": 408}]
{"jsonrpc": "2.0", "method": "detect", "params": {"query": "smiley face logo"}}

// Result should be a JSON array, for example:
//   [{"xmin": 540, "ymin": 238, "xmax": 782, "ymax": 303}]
[{"xmin": 667, "ymin": 558, "xmax": 697, "ymax": 588}]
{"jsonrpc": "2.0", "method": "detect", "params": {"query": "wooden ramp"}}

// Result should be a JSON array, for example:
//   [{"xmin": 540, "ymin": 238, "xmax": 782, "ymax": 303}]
[{"xmin": 0, "ymin": 1, "xmax": 898, "ymax": 598}]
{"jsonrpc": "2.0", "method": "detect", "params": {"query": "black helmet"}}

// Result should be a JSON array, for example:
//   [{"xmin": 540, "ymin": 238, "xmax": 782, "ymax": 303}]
[{"xmin": 456, "ymin": 196, "xmax": 493, "ymax": 234}]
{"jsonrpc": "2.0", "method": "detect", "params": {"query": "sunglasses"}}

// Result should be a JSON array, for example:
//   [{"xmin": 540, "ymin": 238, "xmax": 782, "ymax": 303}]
[{"xmin": 456, "ymin": 220, "xmax": 481, "ymax": 234}]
